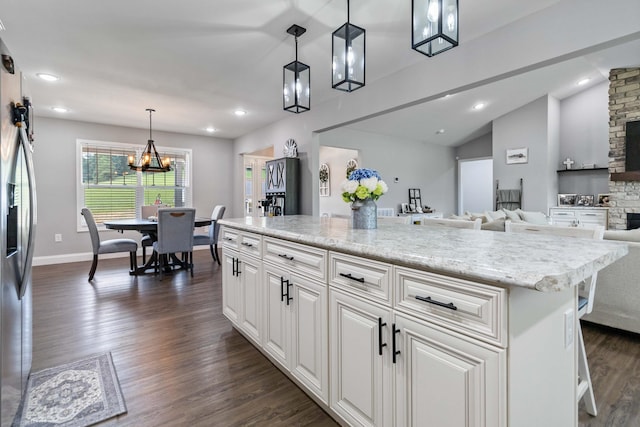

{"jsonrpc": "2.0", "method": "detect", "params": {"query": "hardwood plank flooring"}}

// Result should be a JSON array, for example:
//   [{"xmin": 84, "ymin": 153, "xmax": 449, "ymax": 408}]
[
  {"xmin": 31, "ymin": 251, "xmax": 640, "ymax": 426},
  {"xmin": 31, "ymin": 251, "xmax": 338, "ymax": 426}
]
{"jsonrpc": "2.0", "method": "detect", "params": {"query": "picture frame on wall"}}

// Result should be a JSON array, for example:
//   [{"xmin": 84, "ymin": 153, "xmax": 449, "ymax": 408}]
[
  {"xmin": 597, "ymin": 194, "xmax": 611, "ymax": 207},
  {"xmin": 557, "ymin": 193, "xmax": 577, "ymax": 206},
  {"xmin": 576, "ymin": 194, "xmax": 595, "ymax": 207},
  {"xmin": 506, "ymin": 148, "xmax": 528, "ymax": 164}
]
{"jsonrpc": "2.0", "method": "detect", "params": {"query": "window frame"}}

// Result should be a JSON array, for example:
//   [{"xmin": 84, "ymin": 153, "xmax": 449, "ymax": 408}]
[{"xmin": 76, "ymin": 138, "xmax": 193, "ymax": 231}]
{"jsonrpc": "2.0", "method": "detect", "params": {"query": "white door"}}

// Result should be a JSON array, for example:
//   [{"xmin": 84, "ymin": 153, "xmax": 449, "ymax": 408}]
[
  {"xmin": 329, "ymin": 288, "xmax": 392, "ymax": 427},
  {"xmin": 458, "ymin": 158, "xmax": 493, "ymax": 215},
  {"xmin": 222, "ymin": 250, "xmax": 240, "ymax": 324},
  {"xmin": 290, "ymin": 274, "xmax": 328, "ymax": 403},
  {"xmin": 394, "ymin": 312, "xmax": 506, "ymax": 427},
  {"xmin": 239, "ymin": 255, "xmax": 262, "ymax": 345},
  {"xmin": 262, "ymin": 263, "xmax": 290, "ymax": 368}
]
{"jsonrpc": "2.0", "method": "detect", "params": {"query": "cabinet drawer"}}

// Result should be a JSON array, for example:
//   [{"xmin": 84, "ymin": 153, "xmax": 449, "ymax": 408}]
[
  {"xmin": 329, "ymin": 252, "xmax": 391, "ymax": 305},
  {"xmin": 263, "ymin": 237, "xmax": 327, "ymax": 282},
  {"xmin": 577, "ymin": 211, "xmax": 606, "ymax": 222},
  {"xmin": 550, "ymin": 209, "xmax": 575, "ymax": 218},
  {"xmin": 239, "ymin": 232, "xmax": 262, "ymax": 258},
  {"xmin": 221, "ymin": 227, "xmax": 240, "ymax": 249},
  {"xmin": 394, "ymin": 267, "xmax": 506, "ymax": 347}
]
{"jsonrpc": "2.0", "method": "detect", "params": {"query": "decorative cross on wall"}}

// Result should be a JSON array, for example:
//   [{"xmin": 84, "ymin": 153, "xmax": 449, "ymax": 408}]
[{"xmin": 563, "ymin": 157, "xmax": 575, "ymax": 170}]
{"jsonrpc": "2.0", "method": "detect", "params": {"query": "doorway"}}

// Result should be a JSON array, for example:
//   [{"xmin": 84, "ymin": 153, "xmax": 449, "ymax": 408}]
[{"xmin": 458, "ymin": 158, "xmax": 493, "ymax": 215}]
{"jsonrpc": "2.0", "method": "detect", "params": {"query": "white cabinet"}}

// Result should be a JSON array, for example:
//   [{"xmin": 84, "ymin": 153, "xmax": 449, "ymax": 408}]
[
  {"xmin": 263, "ymin": 260, "xmax": 329, "ymax": 403},
  {"xmin": 549, "ymin": 207, "xmax": 608, "ymax": 229},
  {"xmin": 393, "ymin": 312, "xmax": 506, "ymax": 427},
  {"xmin": 329, "ymin": 288, "xmax": 392, "ymax": 427},
  {"xmin": 222, "ymin": 248, "xmax": 262, "ymax": 345}
]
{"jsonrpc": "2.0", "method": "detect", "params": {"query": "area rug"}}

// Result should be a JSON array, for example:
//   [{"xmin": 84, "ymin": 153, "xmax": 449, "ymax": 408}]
[{"xmin": 12, "ymin": 352, "xmax": 127, "ymax": 427}]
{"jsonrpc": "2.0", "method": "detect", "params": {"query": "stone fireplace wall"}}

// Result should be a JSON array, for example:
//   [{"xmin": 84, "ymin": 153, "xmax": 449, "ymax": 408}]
[{"xmin": 608, "ymin": 68, "xmax": 640, "ymax": 230}]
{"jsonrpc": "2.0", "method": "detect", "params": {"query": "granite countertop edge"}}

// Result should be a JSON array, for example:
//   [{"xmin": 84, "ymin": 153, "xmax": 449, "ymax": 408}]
[{"xmin": 219, "ymin": 216, "xmax": 628, "ymax": 292}]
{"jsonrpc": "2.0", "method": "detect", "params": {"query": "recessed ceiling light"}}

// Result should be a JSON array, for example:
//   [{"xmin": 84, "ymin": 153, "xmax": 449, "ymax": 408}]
[
  {"xmin": 435, "ymin": 129, "xmax": 445, "ymax": 134},
  {"xmin": 473, "ymin": 102, "xmax": 486, "ymax": 111},
  {"xmin": 577, "ymin": 78, "xmax": 590, "ymax": 86},
  {"xmin": 36, "ymin": 73, "xmax": 60, "ymax": 82},
  {"xmin": 234, "ymin": 109, "xmax": 247, "ymax": 116},
  {"xmin": 205, "ymin": 127, "xmax": 216, "ymax": 133},
  {"xmin": 51, "ymin": 106, "xmax": 68, "ymax": 113}
]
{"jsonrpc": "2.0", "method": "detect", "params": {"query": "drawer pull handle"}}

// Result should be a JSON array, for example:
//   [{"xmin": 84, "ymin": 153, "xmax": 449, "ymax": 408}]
[
  {"xmin": 415, "ymin": 295, "xmax": 458, "ymax": 311},
  {"xmin": 583, "ymin": 213, "xmax": 597, "ymax": 216},
  {"xmin": 224, "ymin": 237, "xmax": 234, "ymax": 241},
  {"xmin": 278, "ymin": 253, "xmax": 294, "ymax": 261},
  {"xmin": 280, "ymin": 277, "xmax": 288, "ymax": 302},
  {"xmin": 241, "ymin": 242, "xmax": 254, "ymax": 247},
  {"xmin": 339, "ymin": 273, "xmax": 365, "ymax": 283},
  {"xmin": 392, "ymin": 324, "xmax": 401, "ymax": 364},
  {"xmin": 378, "ymin": 317, "xmax": 387, "ymax": 356}
]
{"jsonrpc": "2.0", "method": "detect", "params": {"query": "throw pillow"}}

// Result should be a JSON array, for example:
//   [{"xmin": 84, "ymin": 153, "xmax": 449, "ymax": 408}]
[
  {"xmin": 516, "ymin": 210, "xmax": 548, "ymax": 225},
  {"xmin": 465, "ymin": 211, "xmax": 489, "ymax": 223},
  {"xmin": 502, "ymin": 208, "xmax": 523, "ymax": 222},
  {"xmin": 449, "ymin": 214, "xmax": 472, "ymax": 221},
  {"xmin": 485, "ymin": 210, "xmax": 507, "ymax": 221},
  {"xmin": 481, "ymin": 218, "xmax": 506, "ymax": 231}
]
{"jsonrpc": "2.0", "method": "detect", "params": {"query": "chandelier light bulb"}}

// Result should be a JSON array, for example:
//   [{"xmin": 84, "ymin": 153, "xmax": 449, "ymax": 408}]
[
  {"xmin": 427, "ymin": 0, "xmax": 440, "ymax": 22},
  {"xmin": 447, "ymin": 10, "xmax": 456, "ymax": 31}
]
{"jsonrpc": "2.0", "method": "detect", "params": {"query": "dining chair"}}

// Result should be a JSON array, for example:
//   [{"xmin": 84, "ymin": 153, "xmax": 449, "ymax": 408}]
[
  {"xmin": 81, "ymin": 207, "xmax": 138, "ymax": 281},
  {"xmin": 153, "ymin": 208, "xmax": 196, "ymax": 279},
  {"xmin": 140, "ymin": 204, "xmax": 169, "ymax": 263},
  {"xmin": 505, "ymin": 221, "xmax": 604, "ymax": 416},
  {"xmin": 193, "ymin": 205, "xmax": 226, "ymax": 264}
]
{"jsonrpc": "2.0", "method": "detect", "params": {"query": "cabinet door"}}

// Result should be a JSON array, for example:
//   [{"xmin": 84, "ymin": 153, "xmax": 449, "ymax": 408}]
[
  {"xmin": 222, "ymin": 250, "xmax": 240, "ymax": 324},
  {"xmin": 330, "ymin": 288, "xmax": 392, "ymax": 427},
  {"xmin": 290, "ymin": 274, "xmax": 328, "ymax": 403},
  {"xmin": 262, "ymin": 263, "xmax": 290, "ymax": 368},
  {"xmin": 239, "ymin": 255, "xmax": 262, "ymax": 345},
  {"xmin": 394, "ymin": 313, "xmax": 506, "ymax": 427}
]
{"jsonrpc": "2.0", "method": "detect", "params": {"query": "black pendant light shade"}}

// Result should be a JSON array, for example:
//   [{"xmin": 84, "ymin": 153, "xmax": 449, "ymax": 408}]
[
  {"xmin": 412, "ymin": 0, "xmax": 458, "ymax": 57},
  {"xmin": 283, "ymin": 25, "xmax": 310, "ymax": 114},
  {"xmin": 332, "ymin": 0, "xmax": 365, "ymax": 92},
  {"xmin": 128, "ymin": 108, "xmax": 171, "ymax": 173}
]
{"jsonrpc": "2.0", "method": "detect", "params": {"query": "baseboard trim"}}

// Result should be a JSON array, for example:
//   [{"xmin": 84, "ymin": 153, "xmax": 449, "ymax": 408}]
[{"xmin": 33, "ymin": 245, "xmax": 211, "ymax": 266}]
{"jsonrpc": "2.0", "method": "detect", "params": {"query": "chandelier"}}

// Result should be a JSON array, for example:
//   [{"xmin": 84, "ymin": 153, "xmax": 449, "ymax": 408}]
[{"xmin": 128, "ymin": 108, "xmax": 171, "ymax": 173}]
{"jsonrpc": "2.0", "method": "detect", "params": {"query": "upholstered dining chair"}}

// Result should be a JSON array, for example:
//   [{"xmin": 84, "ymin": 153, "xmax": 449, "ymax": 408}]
[
  {"xmin": 193, "ymin": 205, "xmax": 226, "ymax": 264},
  {"xmin": 153, "ymin": 208, "xmax": 196, "ymax": 279},
  {"xmin": 505, "ymin": 221, "xmax": 604, "ymax": 416},
  {"xmin": 81, "ymin": 207, "xmax": 138, "ymax": 281},
  {"xmin": 140, "ymin": 204, "xmax": 169, "ymax": 263}
]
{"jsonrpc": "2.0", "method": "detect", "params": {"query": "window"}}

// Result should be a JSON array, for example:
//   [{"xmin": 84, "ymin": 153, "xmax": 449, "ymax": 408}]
[
  {"xmin": 243, "ymin": 155, "xmax": 269, "ymax": 217},
  {"xmin": 77, "ymin": 139, "xmax": 192, "ymax": 229}
]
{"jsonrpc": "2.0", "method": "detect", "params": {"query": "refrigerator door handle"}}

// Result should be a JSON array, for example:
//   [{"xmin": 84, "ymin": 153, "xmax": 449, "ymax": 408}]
[{"xmin": 18, "ymin": 126, "xmax": 36, "ymax": 299}]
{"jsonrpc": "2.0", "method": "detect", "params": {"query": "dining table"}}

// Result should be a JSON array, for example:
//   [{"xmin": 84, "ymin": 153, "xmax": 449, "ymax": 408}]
[{"xmin": 104, "ymin": 217, "xmax": 212, "ymax": 275}]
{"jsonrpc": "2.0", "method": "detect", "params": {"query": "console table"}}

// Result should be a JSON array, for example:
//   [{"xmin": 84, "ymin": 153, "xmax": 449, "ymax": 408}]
[{"xmin": 549, "ymin": 207, "xmax": 609, "ymax": 229}]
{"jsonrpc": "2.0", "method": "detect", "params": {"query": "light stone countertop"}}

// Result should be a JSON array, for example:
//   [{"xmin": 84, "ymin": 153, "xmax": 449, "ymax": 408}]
[{"xmin": 219, "ymin": 215, "xmax": 628, "ymax": 292}]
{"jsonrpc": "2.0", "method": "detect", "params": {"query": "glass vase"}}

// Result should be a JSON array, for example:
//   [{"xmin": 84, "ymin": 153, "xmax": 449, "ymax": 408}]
[{"xmin": 351, "ymin": 198, "xmax": 377, "ymax": 229}]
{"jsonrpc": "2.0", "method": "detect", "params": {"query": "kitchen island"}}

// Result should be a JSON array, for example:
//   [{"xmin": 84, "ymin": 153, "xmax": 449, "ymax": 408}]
[{"xmin": 219, "ymin": 215, "xmax": 627, "ymax": 427}]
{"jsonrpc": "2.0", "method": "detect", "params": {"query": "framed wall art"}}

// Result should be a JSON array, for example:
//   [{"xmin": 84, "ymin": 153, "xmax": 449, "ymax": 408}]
[
  {"xmin": 576, "ymin": 194, "xmax": 595, "ymax": 207},
  {"xmin": 506, "ymin": 148, "xmax": 528, "ymax": 164}
]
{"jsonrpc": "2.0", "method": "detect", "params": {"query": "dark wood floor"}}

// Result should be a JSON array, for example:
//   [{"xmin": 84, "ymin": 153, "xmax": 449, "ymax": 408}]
[{"xmin": 31, "ymin": 251, "xmax": 640, "ymax": 426}]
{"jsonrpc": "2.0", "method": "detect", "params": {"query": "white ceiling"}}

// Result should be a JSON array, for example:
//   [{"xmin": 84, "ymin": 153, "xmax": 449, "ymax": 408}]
[{"xmin": 0, "ymin": 0, "xmax": 638, "ymax": 145}]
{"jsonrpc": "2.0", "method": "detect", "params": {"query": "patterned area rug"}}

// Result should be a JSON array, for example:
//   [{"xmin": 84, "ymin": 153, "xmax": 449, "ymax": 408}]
[{"xmin": 12, "ymin": 352, "xmax": 127, "ymax": 427}]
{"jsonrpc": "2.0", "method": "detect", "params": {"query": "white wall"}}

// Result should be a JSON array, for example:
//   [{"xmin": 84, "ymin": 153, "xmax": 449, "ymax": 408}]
[
  {"xmin": 493, "ymin": 96, "xmax": 559, "ymax": 212},
  {"xmin": 319, "ymin": 128, "xmax": 456, "ymax": 216},
  {"xmin": 318, "ymin": 146, "xmax": 359, "ymax": 217},
  {"xmin": 456, "ymin": 133, "xmax": 493, "ymax": 160},
  {"xmin": 33, "ymin": 117, "xmax": 234, "ymax": 261}
]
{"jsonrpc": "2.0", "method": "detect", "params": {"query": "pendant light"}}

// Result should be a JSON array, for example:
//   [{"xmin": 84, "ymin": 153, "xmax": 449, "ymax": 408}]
[
  {"xmin": 332, "ymin": 0, "xmax": 365, "ymax": 92},
  {"xmin": 128, "ymin": 108, "xmax": 171, "ymax": 173},
  {"xmin": 412, "ymin": 0, "xmax": 458, "ymax": 57},
  {"xmin": 283, "ymin": 25, "xmax": 310, "ymax": 114}
]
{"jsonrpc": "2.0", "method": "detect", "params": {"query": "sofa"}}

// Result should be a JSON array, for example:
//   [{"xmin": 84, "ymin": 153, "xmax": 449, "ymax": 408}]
[
  {"xmin": 582, "ymin": 229, "xmax": 640, "ymax": 334},
  {"xmin": 447, "ymin": 209, "xmax": 639, "ymax": 334}
]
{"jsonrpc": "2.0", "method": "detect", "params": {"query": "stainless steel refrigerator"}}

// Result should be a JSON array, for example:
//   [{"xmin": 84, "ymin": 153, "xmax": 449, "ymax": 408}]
[{"xmin": 0, "ymin": 38, "xmax": 37, "ymax": 426}]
